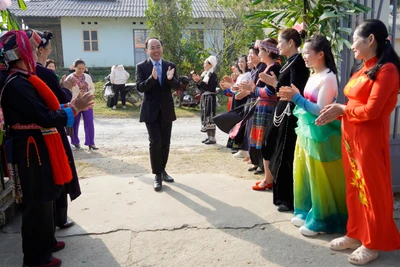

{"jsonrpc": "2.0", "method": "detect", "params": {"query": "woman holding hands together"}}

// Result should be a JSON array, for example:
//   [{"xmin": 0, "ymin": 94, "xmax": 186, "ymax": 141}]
[
  {"xmin": 278, "ymin": 35, "xmax": 347, "ymax": 237},
  {"xmin": 316, "ymin": 19, "xmax": 400, "ymax": 265}
]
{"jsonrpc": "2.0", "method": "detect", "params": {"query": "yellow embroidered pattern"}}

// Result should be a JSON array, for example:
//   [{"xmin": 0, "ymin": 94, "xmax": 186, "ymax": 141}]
[
  {"xmin": 344, "ymin": 76, "xmax": 368, "ymax": 96},
  {"xmin": 344, "ymin": 139, "xmax": 368, "ymax": 206}
]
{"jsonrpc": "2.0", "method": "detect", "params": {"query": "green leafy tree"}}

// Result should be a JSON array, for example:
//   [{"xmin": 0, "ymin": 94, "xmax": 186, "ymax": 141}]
[
  {"xmin": 146, "ymin": 0, "xmax": 208, "ymax": 75},
  {"xmin": 208, "ymin": 0, "xmax": 267, "ymax": 76},
  {"xmin": 0, "ymin": 0, "xmax": 26, "ymax": 30},
  {"xmin": 248, "ymin": 0, "xmax": 371, "ymax": 58}
]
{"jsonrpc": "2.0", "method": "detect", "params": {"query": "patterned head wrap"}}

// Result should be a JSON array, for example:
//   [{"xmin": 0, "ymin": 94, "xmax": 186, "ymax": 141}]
[
  {"xmin": 36, "ymin": 30, "xmax": 53, "ymax": 49},
  {"xmin": 254, "ymin": 39, "xmax": 279, "ymax": 55},
  {"xmin": 0, "ymin": 29, "xmax": 41, "ymax": 74}
]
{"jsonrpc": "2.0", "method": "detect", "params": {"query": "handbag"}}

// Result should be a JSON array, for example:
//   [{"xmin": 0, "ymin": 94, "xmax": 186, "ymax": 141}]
[
  {"xmin": 104, "ymin": 85, "xmax": 114, "ymax": 96},
  {"xmin": 213, "ymin": 100, "xmax": 258, "ymax": 134},
  {"xmin": 213, "ymin": 104, "xmax": 245, "ymax": 134}
]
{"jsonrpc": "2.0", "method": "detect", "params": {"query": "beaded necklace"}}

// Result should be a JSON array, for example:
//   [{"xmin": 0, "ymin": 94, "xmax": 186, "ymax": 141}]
[{"xmin": 279, "ymin": 53, "xmax": 300, "ymax": 74}]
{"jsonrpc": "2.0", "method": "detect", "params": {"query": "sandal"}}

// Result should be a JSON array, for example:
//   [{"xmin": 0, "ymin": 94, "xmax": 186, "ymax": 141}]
[
  {"xmin": 329, "ymin": 236, "xmax": 361, "ymax": 251},
  {"xmin": 348, "ymin": 246, "xmax": 378, "ymax": 265}
]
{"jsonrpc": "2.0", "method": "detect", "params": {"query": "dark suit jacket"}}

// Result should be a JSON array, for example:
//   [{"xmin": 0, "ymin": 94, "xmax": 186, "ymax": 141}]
[{"xmin": 136, "ymin": 59, "xmax": 180, "ymax": 123}]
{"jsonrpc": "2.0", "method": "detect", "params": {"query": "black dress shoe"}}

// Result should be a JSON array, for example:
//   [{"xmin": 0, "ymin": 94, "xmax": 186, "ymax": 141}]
[
  {"xmin": 161, "ymin": 170, "xmax": 174, "ymax": 183},
  {"xmin": 277, "ymin": 204, "xmax": 290, "ymax": 212},
  {"xmin": 201, "ymin": 138, "xmax": 209, "ymax": 143},
  {"xmin": 204, "ymin": 139, "xmax": 216, "ymax": 145},
  {"xmin": 58, "ymin": 220, "xmax": 75, "ymax": 229},
  {"xmin": 254, "ymin": 169, "xmax": 265, "ymax": 175},
  {"xmin": 154, "ymin": 174, "xmax": 162, "ymax": 191}
]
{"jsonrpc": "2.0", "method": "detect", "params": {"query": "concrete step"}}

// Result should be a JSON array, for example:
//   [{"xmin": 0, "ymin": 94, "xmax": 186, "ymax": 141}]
[
  {"xmin": 0, "ymin": 178, "xmax": 20, "ymax": 227},
  {"xmin": 0, "ymin": 197, "xmax": 20, "ymax": 227},
  {"xmin": 0, "ymin": 178, "xmax": 13, "ymax": 207}
]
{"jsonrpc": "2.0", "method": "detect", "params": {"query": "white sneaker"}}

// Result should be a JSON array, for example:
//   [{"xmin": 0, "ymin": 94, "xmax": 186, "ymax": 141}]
[
  {"xmin": 291, "ymin": 217, "xmax": 305, "ymax": 227},
  {"xmin": 233, "ymin": 150, "xmax": 248, "ymax": 158},
  {"xmin": 299, "ymin": 226, "xmax": 324, "ymax": 237},
  {"xmin": 112, "ymin": 106, "xmax": 116, "ymax": 110}
]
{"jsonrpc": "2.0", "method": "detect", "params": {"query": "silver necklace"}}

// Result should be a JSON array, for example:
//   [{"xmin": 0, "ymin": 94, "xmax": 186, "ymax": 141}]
[
  {"xmin": 279, "ymin": 54, "xmax": 300, "ymax": 74},
  {"xmin": 273, "ymin": 102, "xmax": 292, "ymax": 127}
]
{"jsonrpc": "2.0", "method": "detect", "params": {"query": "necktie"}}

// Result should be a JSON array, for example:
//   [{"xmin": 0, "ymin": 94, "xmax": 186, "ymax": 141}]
[{"xmin": 155, "ymin": 62, "xmax": 162, "ymax": 85}]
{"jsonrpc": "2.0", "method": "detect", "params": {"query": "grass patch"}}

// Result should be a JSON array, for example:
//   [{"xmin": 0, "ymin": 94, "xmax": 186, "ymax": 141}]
[{"xmin": 93, "ymin": 81, "xmax": 228, "ymax": 118}]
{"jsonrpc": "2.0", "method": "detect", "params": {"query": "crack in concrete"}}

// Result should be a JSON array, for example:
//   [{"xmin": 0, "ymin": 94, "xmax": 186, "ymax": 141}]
[{"xmin": 0, "ymin": 220, "xmax": 288, "ymax": 237}]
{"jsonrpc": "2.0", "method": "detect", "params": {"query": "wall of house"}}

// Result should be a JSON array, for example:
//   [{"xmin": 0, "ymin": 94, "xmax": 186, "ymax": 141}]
[
  {"xmin": 61, "ymin": 17, "xmax": 224, "ymax": 68},
  {"xmin": 61, "ymin": 17, "xmax": 146, "ymax": 68},
  {"xmin": 188, "ymin": 19, "xmax": 224, "ymax": 56}
]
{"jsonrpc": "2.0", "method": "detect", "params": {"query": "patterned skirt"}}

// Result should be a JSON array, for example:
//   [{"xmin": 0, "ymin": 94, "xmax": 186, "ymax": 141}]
[
  {"xmin": 200, "ymin": 93, "xmax": 216, "ymax": 132},
  {"xmin": 249, "ymin": 100, "xmax": 276, "ymax": 149}
]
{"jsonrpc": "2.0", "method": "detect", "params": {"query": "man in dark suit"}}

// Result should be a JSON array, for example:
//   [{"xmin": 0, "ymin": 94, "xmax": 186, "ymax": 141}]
[{"xmin": 136, "ymin": 37, "xmax": 180, "ymax": 192}]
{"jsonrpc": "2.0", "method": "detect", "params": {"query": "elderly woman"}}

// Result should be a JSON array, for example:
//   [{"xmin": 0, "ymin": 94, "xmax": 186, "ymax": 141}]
[
  {"xmin": 192, "ymin": 55, "xmax": 218, "ymax": 144},
  {"xmin": 0, "ymin": 29, "xmax": 94, "ymax": 267}
]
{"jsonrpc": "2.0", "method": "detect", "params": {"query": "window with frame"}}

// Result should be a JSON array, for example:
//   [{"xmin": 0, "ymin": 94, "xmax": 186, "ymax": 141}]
[
  {"xmin": 133, "ymin": 29, "xmax": 150, "ymax": 65},
  {"xmin": 83, "ymin": 30, "xmax": 98, "ymax": 51},
  {"xmin": 190, "ymin": 30, "xmax": 204, "ymax": 47}
]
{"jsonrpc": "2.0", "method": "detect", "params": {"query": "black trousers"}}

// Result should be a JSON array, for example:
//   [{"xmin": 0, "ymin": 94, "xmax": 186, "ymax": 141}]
[
  {"xmin": 112, "ymin": 84, "xmax": 126, "ymax": 106},
  {"xmin": 145, "ymin": 115, "xmax": 172, "ymax": 175},
  {"xmin": 249, "ymin": 147, "xmax": 264, "ymax": 170},
  {"xmin": 55, "ymin": 186, "xmax": 68, "ymax": 227},
  {"xmin": 22, "ymin": 151, "xmax": 56, "ymax": 266}
]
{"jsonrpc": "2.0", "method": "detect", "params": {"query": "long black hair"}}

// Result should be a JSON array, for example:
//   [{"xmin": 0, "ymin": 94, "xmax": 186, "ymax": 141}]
[
  {"xmin": 304, "ymin": 34, "xmax": 337, "ymax": 74},
  {"xmin": 279, "ymin": 28, "xmax": 303, "ymax": 48},
  {"xmin": 355, "ymin": 19, "xmax": 400, "ymax": 80},
  {"xmin": 238, "ymin": 54, "xmax": 250, "ymax": 73}
]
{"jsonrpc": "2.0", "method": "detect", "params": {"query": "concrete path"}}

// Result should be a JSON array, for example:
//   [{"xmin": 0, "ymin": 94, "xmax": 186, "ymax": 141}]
[{"xmin": 1, "ymin": 173, "xmax": 399, "ymax": 267}]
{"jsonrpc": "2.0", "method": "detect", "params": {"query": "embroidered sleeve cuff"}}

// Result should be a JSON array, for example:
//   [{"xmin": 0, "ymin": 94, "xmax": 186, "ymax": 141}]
[
  {"xmin": 64, "ymin": 107, "xmax": 75, "ymax": 127},
  {"xmin": 60, "ymin": 103, "xmax": 71, "ymax": 109}
]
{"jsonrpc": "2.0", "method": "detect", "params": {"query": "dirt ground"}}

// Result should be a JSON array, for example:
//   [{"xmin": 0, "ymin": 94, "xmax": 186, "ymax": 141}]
[
  {"xmin": 72, "ymin": 117, "xmax": 258, "ymax": 180},
  {"xmin": 72, "ymin": 116, "xmax": 400, "ymax": 205}
]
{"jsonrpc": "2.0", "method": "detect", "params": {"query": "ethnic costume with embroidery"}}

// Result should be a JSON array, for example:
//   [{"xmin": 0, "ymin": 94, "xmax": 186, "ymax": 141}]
[
  {"xmin": 36, "ymin": 62, "xmax": 81, "ymax": 228},
  {"xmin": 1, "ymin": 70, "xmax": 77, "ymax": 265},
  {"xmin": 0, "ymin": 29, "xmax": 77, "ymax": 267},
  {"xmin": 245, "ymin": 62, "xmax": 267, "ymax": 168},
  {"xmin": 292, "ymin": 69, "xmax": 347, "ymax": 234},
  {"xmin": 198, "ymin": 72, "xmax": 218, "ymax": 133},
  {"xmin": 250, "ymin": 62, "xmax": 281, "ymax": 149},
  {"xmin": 342, "ymin": 57, "xmax": 400, "ymax": 250},
  {"xmin": 249, "ymin": 40, "xmax": 281, "ymax": 150},
  {"xmin": 261, "ymin": 54, "xmax": 309, "ymax": 209}
]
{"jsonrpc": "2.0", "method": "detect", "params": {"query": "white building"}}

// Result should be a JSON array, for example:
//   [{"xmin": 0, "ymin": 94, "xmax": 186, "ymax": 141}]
[{"xmin": 9, "ymin": 0, "xmax": 232, "ymax": 67}]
